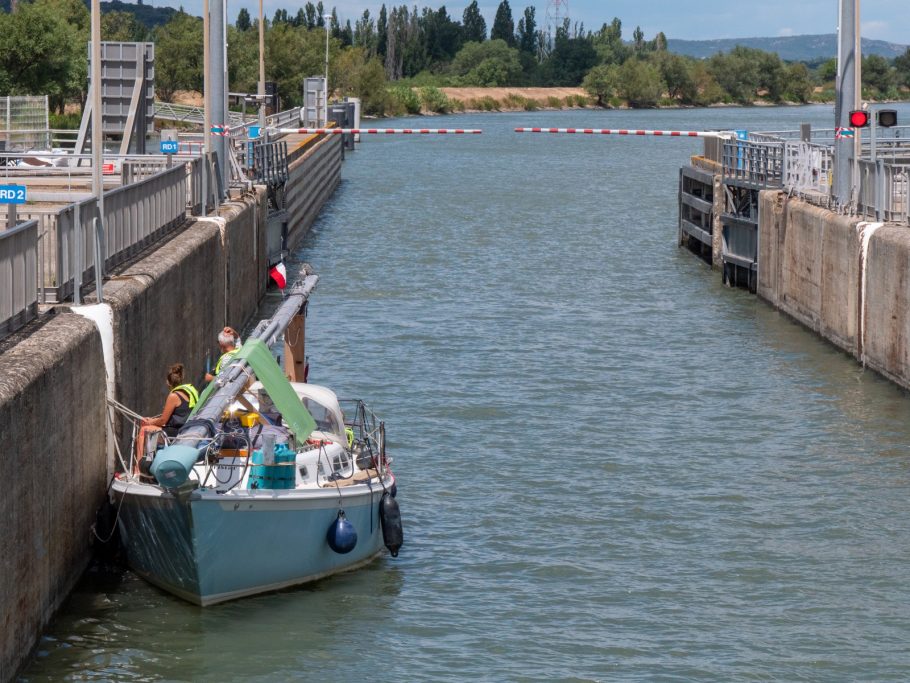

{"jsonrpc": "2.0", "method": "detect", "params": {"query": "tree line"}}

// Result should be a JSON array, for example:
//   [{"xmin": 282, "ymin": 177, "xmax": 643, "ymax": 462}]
[{"xmin": 1, "ymin": 0, "xmax": 909, "ymax": 117}]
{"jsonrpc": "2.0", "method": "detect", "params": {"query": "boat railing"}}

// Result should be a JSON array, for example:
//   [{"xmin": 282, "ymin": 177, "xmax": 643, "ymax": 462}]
[{"xmin": 339, "ymin": 398, "xmax": 388, "ymax": 473}]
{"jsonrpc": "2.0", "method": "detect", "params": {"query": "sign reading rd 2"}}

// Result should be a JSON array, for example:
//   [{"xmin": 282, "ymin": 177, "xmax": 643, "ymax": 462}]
[{"xmin": 0, "ymin": 185, "xmax": 27, "ymax": 204}]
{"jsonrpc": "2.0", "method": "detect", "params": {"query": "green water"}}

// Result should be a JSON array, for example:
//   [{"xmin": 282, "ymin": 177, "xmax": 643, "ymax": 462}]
[{"xmin": 21, "ymin": 104, "xmax": 910, "ymax": 682}]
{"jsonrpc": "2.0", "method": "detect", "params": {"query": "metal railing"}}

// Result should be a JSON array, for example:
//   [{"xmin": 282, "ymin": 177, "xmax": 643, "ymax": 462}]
[
  {"xmin": 783, "ymin": 141, "xmax": 834, "ymax": 201},
  {"xmin": 857, "ymin": 161, "xmax": 910, "ymax": 224},
  {"xmin": 0, "ymin": 219, "xmax": 39, "ymax": 339},
  {"xmin": 250, "ymin": 140, "xmax": 289, "ymax": 185},
  {"xmin": 722, "ymin": 139, "xmax": 784, "ymax": 188},
  {"xmin": 154, "ymin": 101, "xmax": 251, "ymax": 127},
  {"xmin": 0, "ymin": 161, "xmax": 195, "ymax": 302}
]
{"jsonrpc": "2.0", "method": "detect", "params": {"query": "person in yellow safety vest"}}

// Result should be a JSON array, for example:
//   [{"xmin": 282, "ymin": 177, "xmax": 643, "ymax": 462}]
[
  {"xmin": 135, "ymin": 364, "xmax": 199, "ymax": 472},
  {"xmin": 205, "ymin": 326, "xmax": 242, "ymax": 383}
]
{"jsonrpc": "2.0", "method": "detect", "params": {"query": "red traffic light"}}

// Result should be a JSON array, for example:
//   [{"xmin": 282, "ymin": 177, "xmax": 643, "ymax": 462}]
[{"xmin": 849, "ymin": 110, "xmax": 870, "ymax": 128}]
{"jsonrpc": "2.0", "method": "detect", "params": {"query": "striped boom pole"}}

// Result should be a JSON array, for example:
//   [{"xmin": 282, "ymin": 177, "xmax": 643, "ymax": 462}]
[
  {"xmin": 514, "ymin": 128, "xmax": 730, "ymax": 137},
  {"xmin": 278, "ymin": 128, "xmax": 483, "ymax": 135}
]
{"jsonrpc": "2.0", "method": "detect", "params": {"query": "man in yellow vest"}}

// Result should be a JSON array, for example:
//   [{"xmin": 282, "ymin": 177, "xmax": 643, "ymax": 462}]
[{"xmin": 205, "ymin": 326, "xmax": 241, "ymax": 382}]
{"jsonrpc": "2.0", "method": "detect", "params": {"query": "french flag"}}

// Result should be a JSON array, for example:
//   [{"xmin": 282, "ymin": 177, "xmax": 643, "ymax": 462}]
[{"xmin": 269, "ymin": 262, "xmax": 287, "ymax": 289}]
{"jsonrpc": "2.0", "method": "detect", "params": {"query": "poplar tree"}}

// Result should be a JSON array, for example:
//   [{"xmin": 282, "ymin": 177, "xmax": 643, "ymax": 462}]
[
  {"xmin": 491, "ymin": 0, "xmax": 515, "ymax": 46},
  {"xmin": 516, "ymin": 6, "xmax": 536, "ymax": 54},
  {"xmin": 462, "ymin": 1, "xmax": 486, "ymax": 43},
  {"xmin": 235, "ymin": 7, "xmax": 251, "ymax": 31},
  {"xmin": 377, "ymin": 4, "xmax": 388, "ymax": 60}
]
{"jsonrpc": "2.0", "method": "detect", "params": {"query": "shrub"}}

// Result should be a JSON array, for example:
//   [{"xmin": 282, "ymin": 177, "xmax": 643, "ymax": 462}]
[
  {"xmin": 523, "ymin": 98, "xmax": 539, "ymax": 111},
  {"xmin": 547, "ymin": 96, "xmax": 562, "ymax": 108},
  {"xmin": 49, "ymin": 112, "xmax": 82, "ymax": 129},
  {"xmin": 388, "ymin": 86, "xmax": 421, "ymax": 115},
  {"xmin": 419, "ymin": 86, "xmax": 451, "ymax": 114}
]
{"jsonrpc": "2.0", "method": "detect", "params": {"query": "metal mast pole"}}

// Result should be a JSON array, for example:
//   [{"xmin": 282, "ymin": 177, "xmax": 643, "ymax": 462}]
[
  {"xmin": 90, "ymin": 0, "xmax": 104, "ymax": 302},
  {"xmin": 203, "ymin": 0, "xmax": 211, "ymax": 216},
  {"xmin": 210, "ymin": 0, "xmax": 227, "ymax": 197},
  {"xmin": 853, "ymin": 0, "xmax": 862, "ymax": 202},
  {"xmin": 834, "ymin": 0, "xmax": 857, "ymax": 207},
  {"xmin": 258, "ymin": 0, "xmax": 266, "ymax": 130},
  {"xmin": 324, "ymin": 16, "xmax": 330, "ymax": 126}
]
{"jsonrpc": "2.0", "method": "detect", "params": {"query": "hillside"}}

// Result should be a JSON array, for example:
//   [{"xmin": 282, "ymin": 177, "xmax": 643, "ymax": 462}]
[
  {"xmin": 0, "ymin": 0, "xmax": 176, "ymax": 28},
  {"xmin": 668, "ymin": 34, "xmax": 908, "ymax": 61}
]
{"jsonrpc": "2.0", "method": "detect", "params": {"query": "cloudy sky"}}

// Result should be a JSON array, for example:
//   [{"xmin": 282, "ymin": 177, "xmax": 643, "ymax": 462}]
[{"xmin": 155, "ymin": 0, "xmax": 909, "ymax": 45}]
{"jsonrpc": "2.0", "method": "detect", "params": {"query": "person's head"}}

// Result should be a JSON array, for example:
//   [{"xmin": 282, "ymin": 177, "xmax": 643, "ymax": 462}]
[
  {"xmin": 166, "ymin": 363, "xmax": 185, "ymax": 389},
  {"xmin": 217, "ymin": 329, "xmax": 237, "ymax": 352}
]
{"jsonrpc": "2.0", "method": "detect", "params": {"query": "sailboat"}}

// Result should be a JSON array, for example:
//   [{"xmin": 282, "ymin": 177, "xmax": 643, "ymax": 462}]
[{"xmin": 110, "ymin": 276, "xmax": 403, "ymax": 605}]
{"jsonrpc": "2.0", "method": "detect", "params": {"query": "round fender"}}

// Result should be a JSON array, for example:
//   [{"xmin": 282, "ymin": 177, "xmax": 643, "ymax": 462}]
[{"xmin": 326, "ymin": 510, "xmax": 357, "ymax": 554}]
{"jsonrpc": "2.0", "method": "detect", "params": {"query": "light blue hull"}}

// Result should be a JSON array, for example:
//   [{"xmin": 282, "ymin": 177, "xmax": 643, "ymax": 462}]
[{"xmin": 115, "ymin": 485, "xmax": 388, "ymax": 605}]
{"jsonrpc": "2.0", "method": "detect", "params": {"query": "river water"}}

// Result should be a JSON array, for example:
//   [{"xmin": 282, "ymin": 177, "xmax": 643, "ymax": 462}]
[{"xmin": 21, "ymin": 104, "xmax": 910, "ymax": 682}]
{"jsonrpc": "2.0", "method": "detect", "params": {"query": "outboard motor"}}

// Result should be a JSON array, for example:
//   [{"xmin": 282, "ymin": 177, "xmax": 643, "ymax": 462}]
[{"xmin": 379, "ymin": 493, "xmax": 403, "ymax": 557}]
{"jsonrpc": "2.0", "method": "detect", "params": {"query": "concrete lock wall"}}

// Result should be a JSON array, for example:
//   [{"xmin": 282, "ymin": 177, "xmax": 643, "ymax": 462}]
[
  {"xmin": 758, "ymin": 192, "xmax": 861, "ymax": 357},
  {"xmin": 0, "ymin": 314, "xmax": 107, "ymax": 683},
  {"xmin": 0, "ymin": 137, "xmax": 342, "ymax": 680},
  {"xmin": 862, "ymin": 226, "xmax": 910, "ymax": 389},
  {"xmin": 285, "ymin": 135, "xmax": 342, "ymax": 247},
  {"xmin": 758, "ymin": 191, "xmax": 910, "ymax": 391}
]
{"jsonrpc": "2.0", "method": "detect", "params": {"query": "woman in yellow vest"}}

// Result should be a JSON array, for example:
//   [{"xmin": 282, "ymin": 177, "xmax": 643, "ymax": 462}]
[
  {"xmin": 135, "ymin": 364, "xmax": 199, "ymax": 472},
  {"xmin": 205, "ymin": 326, "xmax": 241, "ymax": 382}
]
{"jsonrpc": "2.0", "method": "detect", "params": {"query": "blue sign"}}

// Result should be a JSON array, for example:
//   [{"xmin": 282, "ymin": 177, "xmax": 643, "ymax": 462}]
[
  {"xmin": 249, "ymin": 126, "xmax": 261, "ymax": 139},
  {"xmin": 160, "ymin": 140, "xmax": 179, "ymax": 154},
  {"xmin": 0, "ymin": 185, "xmax": 26, "ymax": 204}
]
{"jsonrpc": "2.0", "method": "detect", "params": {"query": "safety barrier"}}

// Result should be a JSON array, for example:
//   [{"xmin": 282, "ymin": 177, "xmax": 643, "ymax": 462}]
[
  {"xmin": 783, "ymin": 141, "xmax": 834, "ymax": 203},
  {"xmin": 857, "ymin": 161, "xmax": 910, "ymax": 224},
  {"xmin": 0, "ymin": 219, "xmax": 38, "ymax": 339},
  {"xmin": 721, "ymin": 139, "xmax": 784, "ymax": 189},
  {"xmin": 250, "ymin": 140, "xmax": 289, "ymax": 185}
]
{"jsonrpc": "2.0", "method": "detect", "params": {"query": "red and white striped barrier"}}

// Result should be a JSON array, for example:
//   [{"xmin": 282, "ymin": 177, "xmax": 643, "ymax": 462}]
[
  {"xmin": 276, "ymin": 128, "xmax": 483, "ymax": 135},
  {"xmin": 515, "ymin": 127, "xmax": 728, "ymax": 137}
]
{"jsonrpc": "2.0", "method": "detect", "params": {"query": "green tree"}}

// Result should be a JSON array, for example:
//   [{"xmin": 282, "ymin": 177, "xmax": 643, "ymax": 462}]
[
  {"xmin": 377, "ymin": 4, "xmax": 388, "ymax": 59},
  {"xmin": 516, "ymin": 6, "xmax": 536, "ymax": 55},
  {"xmin": 541, "ymin": 25, "xmax": 597, "ymax": 86},
  {"xmin": 654, "ymin": 52, "xmax": 694, "ymax": 102},
  {"xmin": 462, "ymin": 1, "xmax": 486, "ymax": 43},
  {"xmin": 354, "ymin": 10, "xmax": 376, "ymax": 55},
  {"xmin": 334, "ymin": 47, "xmax": 389, "ymax": 115},
  {"xmin": 0, "ymin": 0, "xmax": 84, "ymax": 111},
  {"xmin": 227, "ymin": 23, "xmax": 258, "ymax": 93},
  {"xmin": 582, "ymin": 63, "xmax": 619, "ymax": 106},
  {"xmin": 154, "ymin": 10, "xmax": 204, "ymax": 101},
  {"xmin": 692, "ymin": 61, "xmax": 726, "ymax": 106},
  {"xmin": 102, "ymin": 10, "xmax": 149, "ymax": 41},
  {"xmin": 782, "ymin": 62, "xmax": 812, "ymax": 102},
  {"xmin": 592, "ymin": 18, "xmax": 627, "ymax": 65},
  {"xmin": 451, "ymin": 39, "xmax": 521, "ymax": 86},
  {"xmin": 708, "ymin": 47, "xmax": 761, "ymax": 103},
  {"xmin": 817, "ymin": 57, "xmax": 837, "ymax": 82},
  {"xmin": 491, "ymin": 0, "xmax": 515, "ymax": 47},
  {"xmin": 616, "ymin": 57, "xmax": 664, "ymax": 107},
  {"xmin": 236, "ymin": 7, "xmax": 251, "ymax": 31},
  {"xmin": 265, "ymin": 22, "xmax": 326, "ymax": 105},
  {"xmin": 862, "ymin": 54, "xmax": 893, "ymax": 96}
]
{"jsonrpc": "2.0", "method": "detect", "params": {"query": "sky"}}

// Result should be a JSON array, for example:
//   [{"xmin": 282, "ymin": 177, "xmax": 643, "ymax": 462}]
[{"xmin": 153, "ymin": 0, "xmax": 910, "ymax": 45}]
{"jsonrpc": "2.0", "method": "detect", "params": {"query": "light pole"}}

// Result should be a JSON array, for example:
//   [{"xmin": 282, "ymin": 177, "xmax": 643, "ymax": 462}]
[
  {"xmin": 324, "ymin": 14, "xmax": 331, "ymax": 126},
  {"xmin": 834, "ymin": 0, "xmax": 861, "ymax": 207},
  {"xmin": 258, "ymin": 0, "xmax": 266, "ymax": 130}
]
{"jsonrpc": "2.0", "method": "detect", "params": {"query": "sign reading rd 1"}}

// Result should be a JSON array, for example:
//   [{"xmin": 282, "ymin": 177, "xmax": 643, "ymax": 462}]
[
  {"xmin": 160, "ymin": 140, "xmax": 179, "ymax": 154},
  {"xmin": 0, "ymin": 185, "xmax": 27, "ymax": 204}
]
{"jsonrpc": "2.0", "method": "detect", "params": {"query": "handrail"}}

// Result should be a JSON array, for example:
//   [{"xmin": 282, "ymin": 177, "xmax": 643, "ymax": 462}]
[{"xmin": 0, "ymin": 219, "xmax": 39, "ymax": 340}]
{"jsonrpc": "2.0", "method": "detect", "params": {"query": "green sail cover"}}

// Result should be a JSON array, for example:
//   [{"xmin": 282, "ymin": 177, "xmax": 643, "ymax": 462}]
[{"xmin": 193, "ymin": 339, "xmax": 317, "ymax": 441}]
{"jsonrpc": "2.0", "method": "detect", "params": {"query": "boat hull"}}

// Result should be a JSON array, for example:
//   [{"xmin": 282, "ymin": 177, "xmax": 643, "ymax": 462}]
[{"xmin": 113, "ymin": 483, "xmax": 389, "ymax": 605}]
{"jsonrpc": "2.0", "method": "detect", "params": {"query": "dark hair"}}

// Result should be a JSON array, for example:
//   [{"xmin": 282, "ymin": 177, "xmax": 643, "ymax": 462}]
[{"xmin": 166, "ymin": 363, "xmax": 185, "ymax": 388}]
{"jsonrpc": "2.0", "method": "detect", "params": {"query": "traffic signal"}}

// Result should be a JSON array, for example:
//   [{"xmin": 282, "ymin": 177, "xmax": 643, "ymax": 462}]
[
  {"xmin": 877, "ymin": 110, "xmax": 898, "ymax": 128},
  {"xmin": 849, "ymin": 110, "xmax": 870, "ymax": 128}
]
